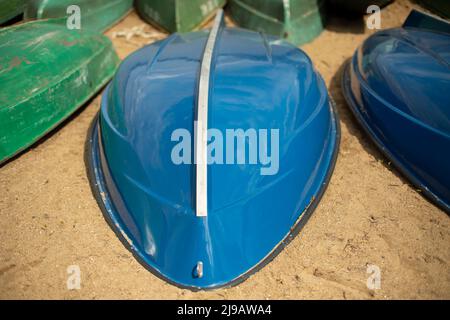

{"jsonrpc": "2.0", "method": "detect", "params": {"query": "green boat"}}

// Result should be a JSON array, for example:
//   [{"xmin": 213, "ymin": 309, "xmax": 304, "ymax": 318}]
[
  {"xmin": 24, "ymin": 0, "xmax": 133, "ymax": 33},
  {"xmin": 0, "ymin": 20, "xmax": 120, "ymax": 163},
  {"xmin": 228, "ymin": 0, "xmax": 327, "ymax": 45},
  {"xmin": 135, "ymin": 0, "xmax": 226, "ymax": 33},
  {"xmin": 0, "ymin": 0, "xmax": 27, "ymax": 24},
  {"xmin": 418, "ymin": 0, "xmax": 450, "ymax": 19}
]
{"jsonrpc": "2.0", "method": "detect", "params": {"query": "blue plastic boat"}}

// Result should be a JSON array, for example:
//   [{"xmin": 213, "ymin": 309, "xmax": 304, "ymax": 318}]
[
  {"xmin": 342, "ymin": 10, "xmax": 450, "ymax": 213},
  {"xmin": 86, "ymin": 10, "xmax": 340, "ymax": 289}
]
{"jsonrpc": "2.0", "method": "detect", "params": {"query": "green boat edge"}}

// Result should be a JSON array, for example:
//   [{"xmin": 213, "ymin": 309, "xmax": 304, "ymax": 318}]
[
  {"xmin": 24, "ymin": 0, "xmax": 133, "ymax": 33},
  {"xmin": 228, "ymin": 0, "xmax": 327, "ymax": 46},
  {"xmin": 136, "ymin": 0, "xmax": 227, "ymax": 33},
  {"xmin": 0, "ymin": 20, "xmax": 120, "ymax": 164}
]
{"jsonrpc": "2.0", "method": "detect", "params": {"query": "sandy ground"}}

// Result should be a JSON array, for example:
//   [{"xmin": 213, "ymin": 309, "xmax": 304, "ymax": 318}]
[{"xmin": 0, "ymin": 0, "xmax": 449, "ymax": 299}]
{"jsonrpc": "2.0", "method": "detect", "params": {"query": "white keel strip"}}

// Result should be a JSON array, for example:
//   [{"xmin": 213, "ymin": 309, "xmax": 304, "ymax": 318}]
[{"xmin": 196, "ymin": 9, "xmax": 224, "ymax": 217}]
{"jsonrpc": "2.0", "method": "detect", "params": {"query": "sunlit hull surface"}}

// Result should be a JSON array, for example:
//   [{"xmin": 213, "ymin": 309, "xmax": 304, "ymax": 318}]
[{"xmin": 87, "ymin": 19, "xmax": 340, "ymax": 289}]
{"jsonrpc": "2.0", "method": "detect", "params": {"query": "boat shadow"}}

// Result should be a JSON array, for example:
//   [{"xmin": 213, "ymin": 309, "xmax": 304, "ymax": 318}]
[{"xmin": 325, "ymin": 14, "xmax": 366, "ymax": 34}]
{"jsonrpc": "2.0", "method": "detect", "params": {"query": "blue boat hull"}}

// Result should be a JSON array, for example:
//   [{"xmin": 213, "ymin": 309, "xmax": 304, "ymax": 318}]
[
  {"xmin": 86, "ymin": 17, "xmax": 340, "ymax": 289},
  {"xmin": 86, "ymin": 111, "xmax": 339, "ymax": 289},
  {"xmin": 342, "ymin": 11, "xmax": 450, "ymax": 213}
]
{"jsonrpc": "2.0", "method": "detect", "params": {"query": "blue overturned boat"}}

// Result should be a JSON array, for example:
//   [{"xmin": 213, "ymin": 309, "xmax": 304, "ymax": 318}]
[
  {"xmin": 342, "ymin": 10, "xmax": 450, "ymax": 213},
  {"xmin": 86, "ymin": 10, "xmax": 340, "ymax": 289}
]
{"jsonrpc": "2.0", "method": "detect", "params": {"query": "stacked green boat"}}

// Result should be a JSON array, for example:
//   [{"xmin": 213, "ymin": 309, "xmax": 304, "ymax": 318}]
[
  {"xmin": 228, "ymin": 0, "xmax": 327, "ymax": 45},
  {"xmin": 135, "ymin": 0, "xmax": 226, "ymax": 33},
  {"xmin": 25, "ymin": 0, "xmax": 133, "ymax": 33},
  {"xmin": 0, "ymin": 20, "xmax": 120, "ymax": 163}
]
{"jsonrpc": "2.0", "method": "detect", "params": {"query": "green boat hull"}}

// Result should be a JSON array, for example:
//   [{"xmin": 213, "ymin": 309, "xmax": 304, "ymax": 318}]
[
  {"xmin": 0, "ymin": 20, "xmax": 120, "ymax": 163},
  {"xmin": 135, "ymin": 0, "xmax": 226, "ymax": 33},
  {"xmin": 24, "ymin": 0, "xmax": 133, "ymax": 33},
  {"xmin": 0, "ymin": 0, "xmax": 27, "ymax": 24},
  {"xmin": 228, "ymin": 0, "xmax": 327, "ymax": 46},
  {"xmin": 418, "ymin": 0, "xmax": 450, "ymax": 19},
  {"xmin": 229, "ymin": 0, "xmax": 326, "ymax": 45}
]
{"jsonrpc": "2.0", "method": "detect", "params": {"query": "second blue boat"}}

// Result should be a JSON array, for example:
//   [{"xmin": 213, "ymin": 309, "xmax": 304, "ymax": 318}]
[{"xmin": 342, "ymin": 10, "xmax": 450, "ymax": 213}]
